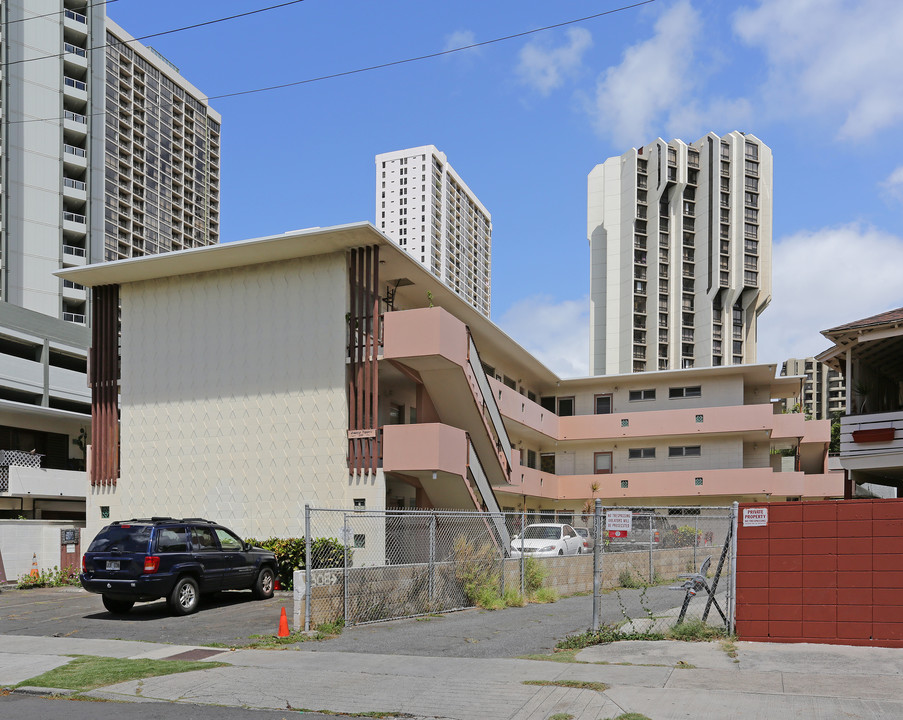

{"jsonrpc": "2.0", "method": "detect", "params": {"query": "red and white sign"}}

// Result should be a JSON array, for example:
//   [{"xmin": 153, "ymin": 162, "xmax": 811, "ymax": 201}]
[
  {"xmin": 743, "ymin": 507, "xmax": 768, "ymax": 527},
  {"xmin": 606, "ymin": 510, "xmax": 632, "ymax": 538}
]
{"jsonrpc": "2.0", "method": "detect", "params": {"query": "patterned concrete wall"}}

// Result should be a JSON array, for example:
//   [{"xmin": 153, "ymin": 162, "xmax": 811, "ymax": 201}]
[
  {"xmin": 87, "ymin": 254, "xmax": 359, "ymax": 540},
  {"xmin": 736, "ymin": 499, "xmax": 903, "ymax": 647}
]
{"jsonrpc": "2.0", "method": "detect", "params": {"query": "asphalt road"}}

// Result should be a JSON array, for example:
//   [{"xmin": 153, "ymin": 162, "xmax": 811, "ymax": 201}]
[
  {"xmin": 0, "ymin": 693, "xmax": 339, "ymax": 719},
  {"xmin": 0, "ymin": 583, "xmax": 691, "ymax": 657}
]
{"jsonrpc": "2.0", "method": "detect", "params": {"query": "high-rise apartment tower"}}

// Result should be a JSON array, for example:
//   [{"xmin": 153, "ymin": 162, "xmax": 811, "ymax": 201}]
[
  {"xmin": 376, "ymin": 145, "xmax": 491, "ymax": 317},
  {"xmin": 781, "ymin": 357, "xmax": 846, "ymax": 420},
  {"xmin": 0, "ymin": 2, "xmax": 219, "ymax": 520},
  {"xmin": 588, "ymin": 131, "xmax": 772, "ymax": 375}
]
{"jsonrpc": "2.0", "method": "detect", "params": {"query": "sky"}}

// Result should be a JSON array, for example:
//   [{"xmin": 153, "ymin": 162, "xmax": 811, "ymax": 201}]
[{"xmin": 108, "ymin": 0, "xmax": 903, "ymax": 378}]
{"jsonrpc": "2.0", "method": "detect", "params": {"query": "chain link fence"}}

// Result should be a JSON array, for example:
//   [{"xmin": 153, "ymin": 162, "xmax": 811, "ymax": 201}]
[
  {"xmin": 591, "ymin": 504, "xmax": 736, "ymax": 634},
  {"xmin": 297, "ymin": 504, "xmax": 737, "ymax": 633}
]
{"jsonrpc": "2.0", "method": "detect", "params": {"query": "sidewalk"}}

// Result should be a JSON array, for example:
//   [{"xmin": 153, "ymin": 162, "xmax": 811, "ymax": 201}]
[{"xmin": 4, "ymin": 633, "xmax": 903, "ymax": 719}]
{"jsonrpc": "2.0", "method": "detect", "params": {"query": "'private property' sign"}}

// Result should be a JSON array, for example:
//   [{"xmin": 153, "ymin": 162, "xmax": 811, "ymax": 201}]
[{"xmin": 743, "ymin": 507, "xmax": 768, "ymax": 527}]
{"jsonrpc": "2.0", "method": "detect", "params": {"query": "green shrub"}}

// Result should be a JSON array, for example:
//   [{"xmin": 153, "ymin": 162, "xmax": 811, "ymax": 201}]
[
  {"xmin": 523, "ymin": 556, "xmax": 546, "ymax": 594},
  {"xmin": 618, "ymin": 569, "xmax": 641, "ymax": 589},
  {"xmin": 503, "ymin": 587, "xmax": 526, "ymax": 607},
  {"xmin": 17, "ymin": 565, "xmax": 79, "ymax": 589},
  {"xmin": 244, "ymin": 536, "xmax": 348, "ymax": 590},
  {"xmin": 452, "ymin": 535, "xmax": 502, "ymax": 608},
  {"xmin": 530, "ymin": 587, "xmax": 558, "ymax": 604},
  {"xmin": 674, "ymin": 525, "xmax": 699, "ymax": 547}
]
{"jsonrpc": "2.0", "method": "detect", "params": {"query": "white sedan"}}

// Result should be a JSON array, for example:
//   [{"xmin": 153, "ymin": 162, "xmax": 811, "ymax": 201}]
[{"xmin": 510, "ymin": 523, "xmax": 583, "ymax": 557}]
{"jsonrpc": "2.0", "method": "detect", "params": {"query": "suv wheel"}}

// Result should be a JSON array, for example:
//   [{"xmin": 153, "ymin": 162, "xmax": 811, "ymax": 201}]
[
  {"xmin": 102, "ymin": 595, "xmax": 135, "ymax": 614},
  {"xmin": 169, "ymin": 576, "xmax": 200, "ymax": 615},
  {"xmin": 253, "ymin": 566, "xmax": 275, "ymax": 600}
]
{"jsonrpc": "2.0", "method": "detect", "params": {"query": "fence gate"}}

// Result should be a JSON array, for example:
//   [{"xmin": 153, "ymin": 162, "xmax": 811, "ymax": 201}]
[{"xmin": 591, "ymin": 504, "xmax": 737, "ymax": 634}]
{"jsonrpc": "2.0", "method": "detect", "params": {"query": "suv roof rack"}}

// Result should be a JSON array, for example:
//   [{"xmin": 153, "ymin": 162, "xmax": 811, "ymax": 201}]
[{"xmin": 179, "ymin": 518, "xmax": 215, "ymax": 524}]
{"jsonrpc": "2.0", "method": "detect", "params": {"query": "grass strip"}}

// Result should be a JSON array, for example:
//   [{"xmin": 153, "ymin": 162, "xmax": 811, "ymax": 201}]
[{"xmin": 16, "ymin": 655, "xmax": 226, "ymax": 692}]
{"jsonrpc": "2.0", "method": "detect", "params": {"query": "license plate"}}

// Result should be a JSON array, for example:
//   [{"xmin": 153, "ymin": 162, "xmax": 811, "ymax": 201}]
[{"xmin": 106, "ymin": 560, "xmax": 120, "ymax": 571}]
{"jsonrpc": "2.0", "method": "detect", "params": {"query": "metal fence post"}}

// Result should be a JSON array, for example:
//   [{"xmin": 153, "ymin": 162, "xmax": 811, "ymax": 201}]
[
  {"xmin": 304, "ymin": 504, "xmax": 312, "ymax": 632},
  {"xmin": 429, "ymin": 513, "xmax": 436, "ymax": 604},
  {"xmin": 648, "ymin": 513, "xmax": 654, "ymax": 583},
  {"xmin": 592, "ymin": 499, "xmax": 602, "ymax": 631},
  {"xmin": 520, "ymin": 508, "xmax": 526, "ymax": 598},
  {"xmin": 343, "ymin": 513, "xmax": 349, "ymax": 625},
  {"xmin": 729, "ymin": 501, "xmax": 739, "ymax": 635}
]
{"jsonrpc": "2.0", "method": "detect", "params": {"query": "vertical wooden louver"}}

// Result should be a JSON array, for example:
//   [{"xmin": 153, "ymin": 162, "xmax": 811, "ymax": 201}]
[
  {"xmin": 90, "ymin": 284, "xmax": 120, "ymax": 486},
  {"xmin": 347, "ymin": 246, "xmax": 380, "ymax": 475}
]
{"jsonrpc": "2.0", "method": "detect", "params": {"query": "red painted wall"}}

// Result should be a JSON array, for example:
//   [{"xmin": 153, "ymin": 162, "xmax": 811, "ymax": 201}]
[{"xmin": 736, "ymin": 499, "xmax": 903, "ymax": 647}]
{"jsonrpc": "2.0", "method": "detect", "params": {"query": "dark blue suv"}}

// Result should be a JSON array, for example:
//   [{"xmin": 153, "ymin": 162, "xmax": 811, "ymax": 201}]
[{"xmin": 80, "ymin": 518, "xmax": 278, "ymax": 616}]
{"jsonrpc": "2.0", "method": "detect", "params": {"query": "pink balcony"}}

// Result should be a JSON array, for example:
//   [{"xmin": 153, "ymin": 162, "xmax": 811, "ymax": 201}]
[
  {"xmin": 500, "ymin": 465, "xmax": 843, "ymax": 502},
  {"xmin": 382, "ymin": 307, "xmax": 469, "ymax": 367}
]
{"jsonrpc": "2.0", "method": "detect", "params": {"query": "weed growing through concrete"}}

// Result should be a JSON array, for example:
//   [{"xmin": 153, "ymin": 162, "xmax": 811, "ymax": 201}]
[
  {"xmin": 523, "ymin": 679, "xmax": 609, "ymax": 692},
  {"xmin": 557, "ymin": 619, "xmax": 731, "ymax": 651},
  {"xmin": 548, "ymin": 714, "xmax": 575, "ymax": 720}
]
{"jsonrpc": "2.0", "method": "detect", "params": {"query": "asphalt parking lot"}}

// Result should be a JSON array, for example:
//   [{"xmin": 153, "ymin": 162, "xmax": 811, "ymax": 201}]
[
  {"xmin": 0, "ymin": 585, "xmax": 288, "ymax": 647},
  {"xmin": 0, "ymin": 583, "xmax": 686, "ymax": 657}
]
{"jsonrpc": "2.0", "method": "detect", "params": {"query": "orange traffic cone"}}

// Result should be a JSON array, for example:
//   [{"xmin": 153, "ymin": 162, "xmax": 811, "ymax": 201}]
[
  {"xmin": 29, "ymin": 553, "xmax": 39, "ymax": 578},
  {"xmin": 277, "ymin": 607, "xmax": 290, "ymax": 638}
]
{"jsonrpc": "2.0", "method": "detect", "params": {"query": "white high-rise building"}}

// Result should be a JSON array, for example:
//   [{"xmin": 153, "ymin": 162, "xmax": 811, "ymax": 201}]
[
  {"xmin": 781, "ymin": 357, "xmax": 846, "ymax": 420},
  {"xmin": 376, "ymin": 145, "xmax": 491, "ymax": 317},
  {"xmin": 0, "ymin": 1, "xmax": 219, "ymax": 520},
  {"xmin": 588, "ymin": 131, "xmax": 773, "ymax": 375}
]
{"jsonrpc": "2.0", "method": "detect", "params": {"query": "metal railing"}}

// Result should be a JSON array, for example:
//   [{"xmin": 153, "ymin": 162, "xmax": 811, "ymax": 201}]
[
  {"xmin": 63, "ymin": 144, "xmax": 87, "ymax": 158},
  {"xmin": 64, "ymin": 42, "xmax": 87, "ymax": 58},
  {"xmin": 62, "ymin": 244, "xmax": 86, "ymax": 257}
]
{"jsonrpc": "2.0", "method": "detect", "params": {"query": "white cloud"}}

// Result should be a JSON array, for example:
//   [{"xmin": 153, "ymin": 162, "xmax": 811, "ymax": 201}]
[
  {"xmin": 757, "ymin": 224, "xmax": 903, "ymax": 364},
  {"xmin": 735, "ymin": 0, "xmax": 903, "ymax": 140},
  {"xmin": 496, "ymin": 295, "xmax": 589, "ymax": 378},
  {"xmin": 881, "ymin": 165, "xmax": 903, "ymax": 203},
  {"xmin": 517, "ymin": 28, "xmax": 592, "ymax": 96},
  {"xmin": 589, "ymin": 0, "xmax": 700, "ymax": 146},
  {"xmin": 444, "ymin": 29, "xmax": 478, "ymax": 54}
]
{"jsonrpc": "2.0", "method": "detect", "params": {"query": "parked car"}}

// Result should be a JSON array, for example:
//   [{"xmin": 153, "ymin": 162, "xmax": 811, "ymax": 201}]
[
  {"xmin": 510, "ymin": 523, "xmax": 583, "ymax": 557},
  {"xmin": 604, "ymin": 512, "xmax": 674, "ymax": 552},
  {"xmin": 574, "ymin": 526, "xmax": 594, "ymax": 552},
  {"xmin": 80, "ymin": 517, "xmax": 278, "ymax": 616}
]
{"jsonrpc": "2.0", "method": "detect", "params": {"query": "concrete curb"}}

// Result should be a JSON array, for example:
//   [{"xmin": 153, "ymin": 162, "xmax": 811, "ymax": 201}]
[{"xmin": 13, "ymin": 685, "xmax": 77, "ymax": 696}]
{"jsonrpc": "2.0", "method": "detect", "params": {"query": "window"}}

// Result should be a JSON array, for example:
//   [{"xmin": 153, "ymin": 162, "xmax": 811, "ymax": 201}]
[
  {"xmin": 669, "ymin": 386, "xmax": 701, "ymax": 399},
  {"xmin": 354, "ymin": 498, "xmax": 366, "ymax": 509},
  {"xmin": 628, "ymin": 448, "xmax": 655, "ymax": 459},
  {"xmin": 669, "ymin": 446, "xmax": 701, "ymax": 457},
  {"xmin": 594, "ymin": 452, "xmax": 612, "ymax": 474},
  {"xmin": 595, "ymin": 394, "xmax": 612, "ymax": 414},
  {"xmin": 215, "ymin": 528, "xmax": 243, "ymax": 551},
  {"xmin": 354, "ymin": 534, "xmax": 366, "ymax": 548},
  {"xmin": 629, "ymin": 389, "xmax": 655, "ymax": 402},
  {"xmin": 526, "ymin": 449, "xmax": 537, "ymax": 469},
  {"xmin": 540, "ymin": 453, "xmax": 556, "ymax": 474},
  {"xmin": 557, "ymin": 397, "xmax": 575, "ymax": 416},
  {"xmin": 190, "ymin": 527, "xmax": 218, "ymax": 551},
  {"xmin": 156, "ymin": 527, "xmax": 188, "ymax": 553}
]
